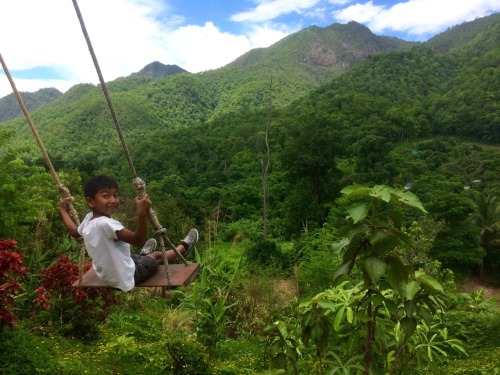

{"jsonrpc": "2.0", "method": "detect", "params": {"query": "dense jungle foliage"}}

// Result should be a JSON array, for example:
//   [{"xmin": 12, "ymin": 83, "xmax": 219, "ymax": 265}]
[{"xmin": 0, "ymin": 14, "xmax": 499, "ymax": 374}]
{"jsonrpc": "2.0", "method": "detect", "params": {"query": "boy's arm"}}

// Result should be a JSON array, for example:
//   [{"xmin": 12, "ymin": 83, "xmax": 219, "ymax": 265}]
[
  {"xmin": 115, "ymin": 194, "xmax": 151, "ymax": 247},
  {"xmin": 59, "ymin": 198, "xmax": 81, "ymax": 239}
]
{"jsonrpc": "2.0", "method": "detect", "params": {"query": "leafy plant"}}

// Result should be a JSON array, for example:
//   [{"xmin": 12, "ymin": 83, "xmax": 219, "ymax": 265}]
[
  {"xmin": 0, "ymin": 239, "xmax": 27, "ymax": 329},
  {"xmin": 264, "ymin": 320, "xmax": 303, "ymax": 374},
  {"xmin": 105, "ymin": 334, "xmax": 139, "ymax": 356},
  {"xmin": 178, "ymin": 249, "xmax": 240, "ymax": 358},
  {"xmin": 167, "ymin": 337, "xmax": 212, "ymax": 375},
  {"xmin": 299, "ymin": 185, "xmax": 465, "ymax": 374},
  {"xmin": 411, "ymin": 325, "xmax": 467, "ymax": 372},
  {"xmin": 32, "ymin": 255, "xmax": 118, "ymax": 338},
  {"xmin": 324, "ymin": 352, "xmax": 364, "ymax": 375}
]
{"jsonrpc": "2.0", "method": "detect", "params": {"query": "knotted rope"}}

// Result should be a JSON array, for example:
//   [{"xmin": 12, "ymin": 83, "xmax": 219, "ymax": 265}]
[
  {"xmin": 71, "ymin": 0, "xmax": 188, "ymax": 285},
  {"xmin": 0, "ymin": 52, "xmax": 87, "ymax": 285}
]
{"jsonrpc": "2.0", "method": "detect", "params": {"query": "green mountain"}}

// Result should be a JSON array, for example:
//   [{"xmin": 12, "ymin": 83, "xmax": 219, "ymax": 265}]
[
  {"xmin": 0, "ymin": 87, "xmax": 62, "ymax": 122},
  {"xmin": 426, "ymin": 12, "xmax": 500, "ymax": 55},
  {"xmin": 129, "ymin": 61, "xmax": 188, "ymax": 78},
  {"xmin": 1, "ymin": 14, "xmax": 498, "ymax": 240},
  {"xmin": 228, "ymin": 21, "xmax": 412, "ymax": 81},
  {"xmin": 0, "ymin": 20, "xmax": 417, "ymax": 164}
]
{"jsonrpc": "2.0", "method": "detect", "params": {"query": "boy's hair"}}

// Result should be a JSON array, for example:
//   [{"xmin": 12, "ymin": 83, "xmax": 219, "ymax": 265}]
[{"xmin": 83, "ymin": 175, "xmax": 119, "ymax": 198}]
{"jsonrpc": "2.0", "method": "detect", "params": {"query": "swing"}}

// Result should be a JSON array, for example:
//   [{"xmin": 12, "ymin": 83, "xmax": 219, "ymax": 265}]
[{"xmin": 0, "ymin": 0, "xmax": 200, "ymax": 290}]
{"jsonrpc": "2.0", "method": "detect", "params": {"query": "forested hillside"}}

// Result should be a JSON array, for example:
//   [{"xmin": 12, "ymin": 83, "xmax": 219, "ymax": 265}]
[
  {"xmin": 0, "ymin": 87, "xmax": 61, "ymax": 122},
  {"xmin": 128, "ymin": 61, "xmax": 188, "ymax": 79},
  {"xmin": 1, "ymin": 14, "xmax": 500, "ymax": 374},
  {"xmin": 1, "ymin": 14, "xmax": 499, "ymax": 278}
]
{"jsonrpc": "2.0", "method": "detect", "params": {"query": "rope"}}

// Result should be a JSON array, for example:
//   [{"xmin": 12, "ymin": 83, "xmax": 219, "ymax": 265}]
[
  {"xmin": 71, "ymin": 0, "xmax": 136, "ymax": 179},
  {"xmin": 71, "ymin": 0, "xmax": 189, "ymax": 286},
  {"xmin": 0, "ymin": 52, "xmax": 87, "ymax": 285}
]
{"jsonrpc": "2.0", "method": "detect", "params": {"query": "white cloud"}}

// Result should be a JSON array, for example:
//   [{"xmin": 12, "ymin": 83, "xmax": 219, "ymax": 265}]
[
  {"xmin": 334, "ymin": 0, "xmax": 500, "ymax": 37},
  {"xmin": 328, "ymin": 0, "xmax": 352, "ymax": 4},
  {"xmin": 0, "ymin": 0, "xmax": 294, "ymax": 98},
  {"xmin": 1, "ymin": 0, "xmax": 499, "ymax": 99},
  {"xmin": 231, "ymin": 0, "xmax": 322, "ymax": 23},
  {"xmin": 0, "ymin": 0, "xmax": 266, "ymax": 101},
  {"xmin": 166, "ymin": 22, "xmax": 252, "ymax": 72},
  {"xmin": 334, "ymin": 1, "xmax": 383, "ymax": 23},
  {"xmin": 246, "ymin": 24, "xmax": 291, "ymax": 48},
  {"xmin": 0, "ymin": 0, "xmax": 167, "ymax": 97}
]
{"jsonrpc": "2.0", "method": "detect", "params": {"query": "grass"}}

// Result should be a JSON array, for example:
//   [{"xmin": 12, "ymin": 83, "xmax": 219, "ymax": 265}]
[
  {"xmin": 1, "ymin": 293, "xmax": 270, "ymax": 374},
  {"xmin": 440, "ymin": 347, "xmax": 500, "ymax": 374},
  {"xmin": 2, "ymin": 240, "xmax": 500, "ymax": 374}
]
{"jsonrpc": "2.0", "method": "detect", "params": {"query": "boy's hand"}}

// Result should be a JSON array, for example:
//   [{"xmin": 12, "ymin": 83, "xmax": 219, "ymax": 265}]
[
  {"xmin": 59, "ymin": 197, "xmax": 71, "ymax": 211},
  {"xmin": 135, "ymin": 194, "xmax": 152, "ymax": 216}
]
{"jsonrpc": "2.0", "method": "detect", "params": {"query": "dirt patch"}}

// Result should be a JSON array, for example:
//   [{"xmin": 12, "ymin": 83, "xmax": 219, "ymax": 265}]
[
  {"xmin": 456, "ymin": 277, "xmax": 500, "ymax": 302},
  {"xmin": 273, "ymin": 279, "xmax": 300, "ymax": 303}
]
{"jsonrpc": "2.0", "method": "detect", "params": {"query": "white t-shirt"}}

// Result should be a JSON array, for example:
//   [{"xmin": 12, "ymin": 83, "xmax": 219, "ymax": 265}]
[{"xmin": 78, "ymin": 212, "xmax": 135, "ymax": 291}]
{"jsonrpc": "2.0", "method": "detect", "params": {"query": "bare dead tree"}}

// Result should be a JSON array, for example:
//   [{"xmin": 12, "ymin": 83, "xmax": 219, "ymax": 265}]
[{"xmin": 261, "ymin": 73, "xmax": 272, "ymax": 237}]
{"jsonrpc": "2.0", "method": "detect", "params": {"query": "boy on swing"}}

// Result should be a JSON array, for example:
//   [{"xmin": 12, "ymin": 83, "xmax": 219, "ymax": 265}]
[{"xmin": 60, "ymin": 175, "xmax": 198, "ymax": 291}]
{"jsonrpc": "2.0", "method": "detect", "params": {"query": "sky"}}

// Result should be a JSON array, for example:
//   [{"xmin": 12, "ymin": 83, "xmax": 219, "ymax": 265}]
[{"xmin": 1, "ymin": 0, "xmax": 499, "ymax": 99}]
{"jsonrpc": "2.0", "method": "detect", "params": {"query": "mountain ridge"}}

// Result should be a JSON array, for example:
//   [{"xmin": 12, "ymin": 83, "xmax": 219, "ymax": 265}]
[
  {"xmin": 0, "ymin": 87, "xmax": 62, "ymax": 122},
  {"xmin": 129, "ymin": 61, "xmax": 188, "ymax": 79},
  {"xmin": 0, "ymin": 21, "xmax": 412, "ymax": 121},
  {"xmin": 0, "ymin": 14, "xmax": 497, "ymax": 139}
]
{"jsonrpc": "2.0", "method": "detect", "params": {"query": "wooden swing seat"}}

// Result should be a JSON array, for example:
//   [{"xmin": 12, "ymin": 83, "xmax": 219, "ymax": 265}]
[{"xmin": 72, "ymin": 263, "xmax": 200, "ymax": 289}]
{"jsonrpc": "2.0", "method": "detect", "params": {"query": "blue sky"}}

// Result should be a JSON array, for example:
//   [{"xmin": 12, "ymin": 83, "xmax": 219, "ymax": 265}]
[{"xmin": 1, "ymin": 0, "xmax": 499, "ymax": 98}]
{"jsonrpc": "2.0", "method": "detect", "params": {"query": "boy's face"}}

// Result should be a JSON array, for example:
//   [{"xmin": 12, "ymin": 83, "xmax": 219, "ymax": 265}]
[{"xmin": 86, "ymin": 187, "xmax": 120, "ymax": 218}]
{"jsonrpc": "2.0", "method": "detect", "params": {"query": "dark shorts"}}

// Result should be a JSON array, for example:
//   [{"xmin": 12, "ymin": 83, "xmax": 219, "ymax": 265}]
[{"xmin": 131, "ymin": 253, "xmax": 159, "ymax": 285}]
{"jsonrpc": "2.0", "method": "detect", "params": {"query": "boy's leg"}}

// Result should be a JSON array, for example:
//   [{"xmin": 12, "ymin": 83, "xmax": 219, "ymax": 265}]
[
  {"xmin": 132, "ymin": 254, "xmax": 159, "ymax": 284},
  {"xmin": 147, "ymin": 228, "xmax": 199, "ymax": 263},
  {"xmin": 147, "ymin": 245, "xmax": 186, "ymax": 263}
]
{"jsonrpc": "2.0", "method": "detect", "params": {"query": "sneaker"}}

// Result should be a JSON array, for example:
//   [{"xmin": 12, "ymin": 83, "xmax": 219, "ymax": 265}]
[
  {"xmin": 180, "ymin": 228, "xmax": 199, "ymax": 259},
  {"xmin": 140, "ymin": 238, "xmax": 157, "ymax": 256}
]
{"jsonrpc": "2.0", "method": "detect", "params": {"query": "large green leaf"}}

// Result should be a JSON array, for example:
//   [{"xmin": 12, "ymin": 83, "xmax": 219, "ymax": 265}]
[
  {"xmin": 370, "ymin": 230, "xmax": 402, "ymax": 256},
  {"xmin": 374, "ymin": 322, "xmax": 388, "ymax": 347},
  {"xmin": 332, "ymin": 237, "xmax": 350, "ymax": 253},
  {"xmin": 333, "ymin": 306, "xmax": 345, "ymax": 331},
  {"xmin": 404, "ymin": 300, "xmax": 417, "ymax": 317},
  {"xmin": 341, "ymin": 184, "xmax": 370, "ymax": 197},
  {"xmin": 416, "ymin": 273, "xmax": 444, "ymax": 293},
  {"xmin": 347, "ymin": 203, "xmax": 369, "ymax": 224},
  {"xmin": 342, "ymin": 222, "xmax": 369, "ymax": 239},
  {"xmin": 405, "ymin": 279, "xmax": 420, "ymax": 300},
  {"xmin": 318, "ymin": 300, "xmax": 338, "ymax": 311},
  {"xmin": 401, "ymin": 316, "xmax": 417, "ymax": 336},
  {"xmin": 389, "ymin": 228, "xmax": 414, "ymax": 248},
  {"xmin": 363, "ymin": 256, "xmax": 387, "ymax": 283},
  {"xmin": 391, "ymin": 189, "xmax": 428, "ymax": 213},
  {"xmin": 346, "ymin": 306, "xmax": 354, "ymax": 323},
  {"xmin": 369, "ymin": 184, "xmax": 393, "ymax": 202},
  {"xmin": 417, "ymin": 306, "xmax": 434, "ymax": 325},
  {"xmin": 333, "ymin": 260, "xmax": 352, "ymax": 282},
  {"xmin": 385, "ymin": 255, "xmax": 410, "ymax": 296}
]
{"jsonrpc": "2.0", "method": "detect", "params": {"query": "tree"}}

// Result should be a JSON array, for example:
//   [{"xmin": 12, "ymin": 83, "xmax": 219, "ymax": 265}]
[
  {"xmin": 428, "ymin": 188, "xmax": 484, "ymax": 276},
  {"xmin": 260, "ymin": 74, "xmax": 272, "ymax": 238},
  {"xmin": 473, "ymin": 192, "xmax": 500, "ymax": 280},
  {"xmin": 279, "ymin": 112, "xmax": 342, "ymax": 232},
  {"xmin": 0, "ymin": 130, "xmax": 55, "ymax": 247},
  {"xmin": 302, "ymin": 185, "xmax": 461, "ymax": 374}
]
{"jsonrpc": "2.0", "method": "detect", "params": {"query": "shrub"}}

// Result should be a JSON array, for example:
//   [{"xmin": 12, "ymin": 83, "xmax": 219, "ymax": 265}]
[
  {"xmin": 0, "ymin": 239, "xmax": 27, "ymax": 329},
  {"xmin": 0, "ymin": 325, "xmax": 60, "ymax": 374},
  {"xmin": 219, "ymin": 218, "xmax": 263, "ymax": 243},
  {"xmin": 32, "ymin": 256, "xmax": 118, "ymax": 339},
  {"xmin": 167, "ymin": 337, "xmax": 212, "ymax": 375},
  {"xmin": 244, "ymin": 236, "xmax": 292, "ymax": 271},
  {"xmin": 443, "ymin": 290, "xmax": 500, "ymax": 348}
]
